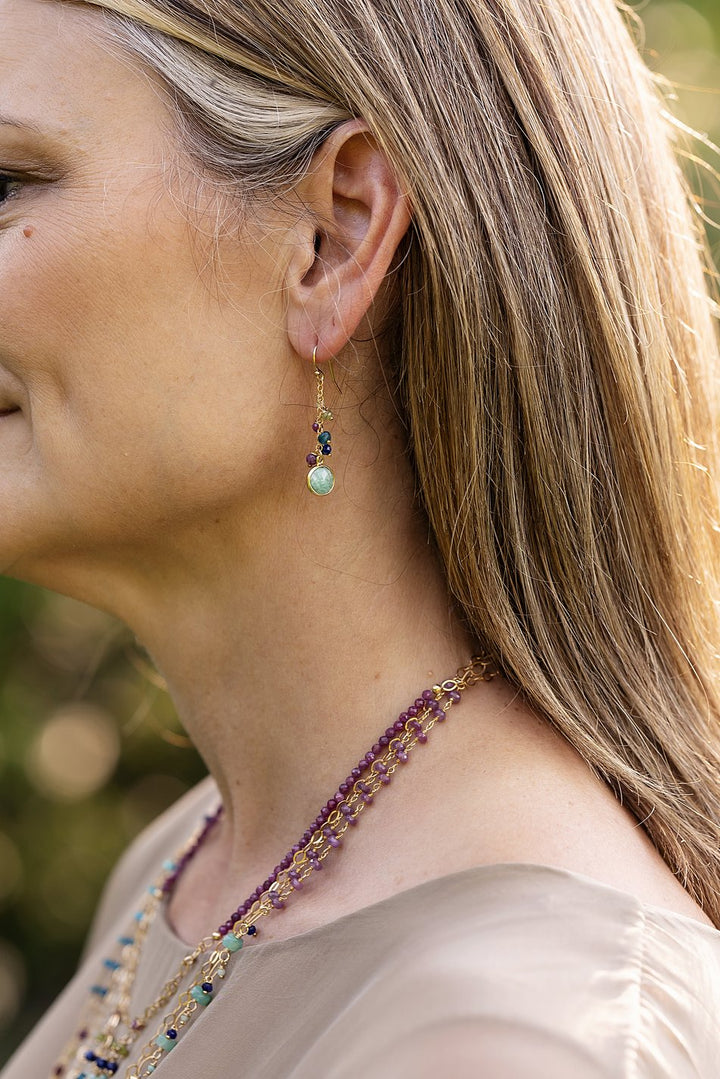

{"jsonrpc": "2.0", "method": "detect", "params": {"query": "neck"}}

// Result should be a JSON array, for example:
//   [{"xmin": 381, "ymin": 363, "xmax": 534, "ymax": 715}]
[
  {"xmin": 105, "ymin": 486, "xmax": 483, "ymax": 889},
  {"xmin": 145, "ymin": 532, "xmax": 476, "ymax": 863}
]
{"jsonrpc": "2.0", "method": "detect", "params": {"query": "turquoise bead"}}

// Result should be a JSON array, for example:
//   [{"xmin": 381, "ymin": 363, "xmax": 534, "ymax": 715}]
[
  {"xmin": 190, "ymin": 984, "xmax": 212, "ymax": 1006},
  {"xmin": 154, "ymin": 1034, "xmax": 176, "ymax": 1052},
  {"xmin": 222, "ymin": 932, "xmax": 243, "ymax": 952},
  {"xmin": 307, "ymin": 465, "xmax": 334, "ymax": 496}
]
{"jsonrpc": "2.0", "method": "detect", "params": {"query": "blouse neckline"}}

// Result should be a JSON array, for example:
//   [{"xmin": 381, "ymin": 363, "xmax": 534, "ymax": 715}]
[{"xmin": 157, "ymin": 857, "xmax": 720, "ymax": 957}]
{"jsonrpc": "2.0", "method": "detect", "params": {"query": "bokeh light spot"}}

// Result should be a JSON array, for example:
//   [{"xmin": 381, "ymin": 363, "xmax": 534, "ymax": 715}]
[{"xmin": 27, "ymin": 705, "xmax": 120, "ymax": 802}]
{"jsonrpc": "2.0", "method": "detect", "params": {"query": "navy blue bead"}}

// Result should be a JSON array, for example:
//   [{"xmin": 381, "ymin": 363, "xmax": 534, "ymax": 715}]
[
  {"xmin": 201, "ymin": 982, "xmax": 213, "ymax": 993},
  {"xmin": 321, "ymin": 444, "xmax": 332, "ymax": 455},
  {"xmin": 247, "ymin": 925, "xmax": 257, "ymax": 935},
  {"xmin": 107, "ymin": 1066, "xmax": 119, "ymax": 1075},
  {"xmin": 85, "ymin": 1051, "xmax": 96, "ymax": 1062},
  {"xmin": 95, "ymin": 1060, "xmax": 106, "ymax": 1070},
  {"xmin": 166, "ymin": 1029, "xmax": 177, "ymax": 1039}
]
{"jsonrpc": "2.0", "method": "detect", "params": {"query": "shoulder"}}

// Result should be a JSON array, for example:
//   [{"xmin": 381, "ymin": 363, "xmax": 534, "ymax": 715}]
[
  {"xmin": 292, "ymin": 863, "xmax": 720, "ymax": 1079},
  {"xmin": 351, "ymin": 1017, "xmax": 612, "ymax": 1079},
  {"xmin": 81, "ymin": 774, "xmax": 218, "ymax": 957}
]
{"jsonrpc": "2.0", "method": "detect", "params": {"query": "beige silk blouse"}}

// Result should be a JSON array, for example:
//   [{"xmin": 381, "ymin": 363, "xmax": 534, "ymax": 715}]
[{"xmin": 3, "ymin": 775, "xmax": 720, "ymax": 1078}]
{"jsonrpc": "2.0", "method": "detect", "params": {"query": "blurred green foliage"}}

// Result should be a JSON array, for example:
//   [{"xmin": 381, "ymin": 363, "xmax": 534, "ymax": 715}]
[
  {"xmin": 0, "ymin": 588, "xmax": 207, "ymax": 1060},
  {"xmin": 2, "ymin": 0, "xmax": 720, "ymax": 1066}
]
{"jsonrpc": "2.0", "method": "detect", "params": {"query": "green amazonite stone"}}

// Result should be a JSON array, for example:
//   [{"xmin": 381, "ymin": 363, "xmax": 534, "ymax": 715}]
[
  {"xmin": 154, "ymin": 1034, "xmax": 176, "ymax": 1052},
  {"xmin": 222, "ymin": 932, "xmax": 243, "ymax": 952},
  {"xmin": 307, "ymin": 464, "xmax": 334, "ymax": 496},
  {"xmin": 190, "ymin": 984, "xmax": 212, "ymax": 1006}
]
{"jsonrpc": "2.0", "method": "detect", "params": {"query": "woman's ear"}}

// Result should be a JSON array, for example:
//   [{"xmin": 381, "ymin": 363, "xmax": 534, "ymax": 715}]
[{"xmin": 284, "ymin": 118, "xmax": 412, "ymax": 362}]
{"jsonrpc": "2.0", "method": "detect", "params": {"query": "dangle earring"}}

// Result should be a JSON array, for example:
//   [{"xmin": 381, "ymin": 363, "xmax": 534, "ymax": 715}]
[{"xmin": 306, "ymin": 345, "xmax": 336, "ymax": 495}]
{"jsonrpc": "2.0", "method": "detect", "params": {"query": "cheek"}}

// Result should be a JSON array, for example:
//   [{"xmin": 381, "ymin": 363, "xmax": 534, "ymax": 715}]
[{"xmin": 0, "ymin": 201, "xmax": 281, "ymax": 557}]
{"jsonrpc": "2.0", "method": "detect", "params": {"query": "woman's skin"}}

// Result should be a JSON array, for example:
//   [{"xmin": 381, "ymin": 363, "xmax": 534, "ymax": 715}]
[{"xmin": 0, "ymin": 0, "xmax": 714, "ymax": 940}]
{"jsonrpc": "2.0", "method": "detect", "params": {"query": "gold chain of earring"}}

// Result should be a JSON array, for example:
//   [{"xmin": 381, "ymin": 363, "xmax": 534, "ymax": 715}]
[{"xmin": 305, "ymin": 345, "xmax": 336, "ymax": 496}]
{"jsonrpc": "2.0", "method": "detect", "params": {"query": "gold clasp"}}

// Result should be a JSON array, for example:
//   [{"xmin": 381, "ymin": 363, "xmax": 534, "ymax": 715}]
[{"xmin": 456, "ymin": 653, "xmax": 498, "ymax": 689}]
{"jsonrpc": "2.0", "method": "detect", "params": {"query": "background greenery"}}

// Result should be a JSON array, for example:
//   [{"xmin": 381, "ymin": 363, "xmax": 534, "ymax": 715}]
[{"xmin": 2, "ymin": 0, "xmax": 720, "ymax": 1064}]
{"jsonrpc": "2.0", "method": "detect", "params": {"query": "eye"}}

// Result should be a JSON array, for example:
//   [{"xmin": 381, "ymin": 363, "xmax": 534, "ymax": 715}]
[{"xmin": 0, "ymin": 174, "xmax": 24, "ymax": 206}]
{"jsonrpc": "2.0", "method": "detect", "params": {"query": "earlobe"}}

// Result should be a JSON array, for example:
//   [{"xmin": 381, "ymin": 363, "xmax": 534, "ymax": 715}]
[{"xmin": 286, "ymin": 119, "xmax": 412, "ymax": 364}]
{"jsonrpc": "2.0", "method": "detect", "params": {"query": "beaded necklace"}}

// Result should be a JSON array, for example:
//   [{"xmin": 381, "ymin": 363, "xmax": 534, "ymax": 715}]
[{"xmin": 53, "ymin": 654, "xmax": 498, "ymax": 1079}]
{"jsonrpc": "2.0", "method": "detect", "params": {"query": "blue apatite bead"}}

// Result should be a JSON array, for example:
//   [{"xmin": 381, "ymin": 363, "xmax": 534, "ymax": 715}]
[
  {"xmin": 318, "ymin": 430, "xmax": 331, "ymax": 444},
  {"xmin": 222, "ymin": 932, "xmax": 243, "ymax": 952},
  {"xmin": 117, "ymin": 936, "xmax": 134, "ymax": 946},
  {"xmin": 103, "ymin": 958, "xmax": 121, "ymax": 970},
  {"xmin": 154, "ymin": 1034, "xmax": 177, "ymax": 1052},
  {"xmin": 162, "ymin": 859, "xmax": 177, "ymax": 871},
  {"xmin": 90, "ymin": 985, "xmax": 107, "ymax": 997},
  {"xmin": 133, "ymin": 911, "xmax": 143, "ymax": 922},
  {"xmin": 190, "ymin": 984, "xmax": 212, "ymax": 1006}
]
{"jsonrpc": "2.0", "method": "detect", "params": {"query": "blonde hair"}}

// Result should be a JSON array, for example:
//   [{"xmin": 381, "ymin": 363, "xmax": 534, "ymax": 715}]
[{"xmin": 73, "ymin": 0, "xmax": 720, "ymax": 925}]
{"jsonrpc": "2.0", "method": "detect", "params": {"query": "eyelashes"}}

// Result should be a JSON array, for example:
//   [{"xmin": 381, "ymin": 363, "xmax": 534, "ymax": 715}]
[{"xmin": 0, "ymin": 174, "xmax": 24, "ymax": 206}]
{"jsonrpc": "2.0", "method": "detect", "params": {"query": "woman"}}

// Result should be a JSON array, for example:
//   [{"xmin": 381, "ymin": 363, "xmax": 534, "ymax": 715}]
[{"xmin": 1, "ymin": 0, "xmax": 720, "ymax": 1073}]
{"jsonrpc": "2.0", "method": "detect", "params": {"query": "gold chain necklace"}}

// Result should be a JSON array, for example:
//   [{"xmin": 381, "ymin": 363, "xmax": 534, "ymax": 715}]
[{"xmin": 53, "ymin": 654, "xmax": 498, "ymax": 1079}]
